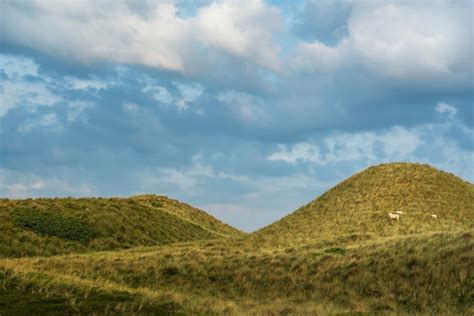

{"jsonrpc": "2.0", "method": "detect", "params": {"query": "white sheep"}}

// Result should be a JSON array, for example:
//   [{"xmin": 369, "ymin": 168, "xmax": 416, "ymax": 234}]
[
  {"xmin": 388, "ymin": 213, "xmax": 400, "ymax": 221},
  {"xmin": 431, "ymin": 214, "xmax": 438, "ymax": 220},
  {"xmin": 395, "ymin": 211, "xmax": 404, "ymax": 215}
]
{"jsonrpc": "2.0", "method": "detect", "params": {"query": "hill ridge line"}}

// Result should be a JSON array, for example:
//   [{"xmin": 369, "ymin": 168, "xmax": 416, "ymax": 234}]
[{"xmin": 135, "ymin": 200, "xmax": 236, "ymax": 239}]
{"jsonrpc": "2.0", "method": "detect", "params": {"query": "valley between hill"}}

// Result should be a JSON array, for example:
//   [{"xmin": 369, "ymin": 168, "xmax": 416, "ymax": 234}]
[{"xmin": 0, "ymin": 163, "xmax": 472, "ymax": 315}]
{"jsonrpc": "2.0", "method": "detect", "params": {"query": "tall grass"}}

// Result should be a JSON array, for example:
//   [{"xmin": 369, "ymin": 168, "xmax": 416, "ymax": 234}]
[
  {"xmin": 1, "ymin": 231, "xmax": 472, "ymax": 314},
  {"xmin": 257, "ymin": 163, "xmax": 474, "ymax": 245},
  {"xmin": 0, "ymin": 195, "xmax": 242, "ymax": 258},
  {"xmin": 0, "ymin": 163, "xmax": 472, "ymax": 315}
]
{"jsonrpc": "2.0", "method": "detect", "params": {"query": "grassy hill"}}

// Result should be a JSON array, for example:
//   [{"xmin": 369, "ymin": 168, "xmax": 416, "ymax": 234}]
[
  {"xmin": 0, "ymin": 163, "xmax": 472, "ymax": 315},
  {"xmin": 257, "ymin": 163, "xmax": 474, "ymax": 245},
  {"xmin": 1, "ymin": 230, "xmax": 472, "ymax": 314},
  {"xmin": 0, "ymin": 195, "xmax": 242, "ymax": 258}
]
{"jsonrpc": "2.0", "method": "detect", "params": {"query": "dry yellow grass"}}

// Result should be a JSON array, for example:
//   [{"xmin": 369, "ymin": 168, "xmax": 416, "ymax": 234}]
[
  {"xmin": 1, "ymin": 163, "xmax": 473, "ymax": 315},
  {"xmin": 257, "ymin": 163, "xmax": 474, "ymax": 245},
  {"xmin": 0, "ymin": 195, "xmax": 242, "ymax": 258},
  {"xmin": 1, "ymin": 230, "xmax": 472, "ymax": 314}
]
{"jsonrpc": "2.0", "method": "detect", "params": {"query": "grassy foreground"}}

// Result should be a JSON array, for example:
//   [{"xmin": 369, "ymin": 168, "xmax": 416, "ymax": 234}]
[
  {"xmin": 1, "ymin": 230, "xmax": 472, "ymax": 314},
  {"xmin": 0, "ymin": 163, "xmax": 473, "ymax": 315}
]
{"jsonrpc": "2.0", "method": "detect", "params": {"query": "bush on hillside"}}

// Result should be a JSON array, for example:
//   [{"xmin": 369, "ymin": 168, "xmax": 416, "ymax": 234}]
[{"xmin": 11, "ymin": 207, "xmax": 97, "ymax": 242}]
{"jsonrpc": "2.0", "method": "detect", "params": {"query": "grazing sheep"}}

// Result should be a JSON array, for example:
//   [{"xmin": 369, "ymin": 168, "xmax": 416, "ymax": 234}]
[
  {"xmin": 431, "ymin": 214, "xmax": 438, "ymax": 220},
  {"xmin": 395, "ymin": 211, "xmax": 404, "ymax": 215},
  {"xmin": 388, "ymin": 213, "xmax": 400, "ymax": 221}
]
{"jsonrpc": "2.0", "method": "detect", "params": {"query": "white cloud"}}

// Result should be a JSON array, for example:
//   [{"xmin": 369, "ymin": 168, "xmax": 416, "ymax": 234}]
[
  {"xmin": 142, "ymin": 80, "xmax": 203, "ymax": 111},
  {"xmin": 138, "ymin": 157, "xmax": 247, "ymax": 195},
  {"xmin": 435, "ymin": 102, "xmax": 457, "ymax": 117},
  {"xmin": 0, "ymin": 54, "xmax": 103, "ymax": 119},
  {"xmin": 0, "ymin": 55, "xmax": 63, "ymax": 116},
  {"xmin": 195, "ymin": 0, "xmax": 283, "ymax": 71},
  {"xmin": 293, "ymin": 40, "xmax": 345, "ymax": 73},
  {"xmin": 143, "ymin": 84, "xmax": 173, "ymax": 104},
  {"xmin": 173, "ymin": 82, "xmax": 204, "ymax": 111},
  {"xmin": 0, "ymin": 169, "xmax": 94, "ymax": 198},
  {"xmin": 267, "ymin": 143, "xmax": 322, "ymax": 164},
  {"xmin": 2, "ymin": 0, "xmax": 283, "ymax": 73},
  {"xmin": 264, "ymin": 108, "xmax": 474, "ymax": 185},
  {"xmin": 268, "ymin": 125, "xmax": 423, "ymax": 165},
  {"xmin": 64, "ymin": 76, "xmax": 108, "ymax": 90},
  {"xmin": 0, "ymin": 54, "xmax": 39, "ymax": 78},
  {"xmin": 324, "ymin": 132, "xmax": 378, "ymax": 162},
  {"xmin": 293, "ymin": 1, "xmax": 472, "ymax": 83},
  {"xmin": 0, "ymin": 80, "xmax": 61, "ymax": 116},
  {"xmin": 18, "ymin": 113, "xmax": 62, "ymax": 133},
  {"xmin": 378, "ymin": 126, "xmax": 422, "ymax": 158},
  {"xmin": 138, "ymin": 160, "xmax": 333, "ymax": 231}
]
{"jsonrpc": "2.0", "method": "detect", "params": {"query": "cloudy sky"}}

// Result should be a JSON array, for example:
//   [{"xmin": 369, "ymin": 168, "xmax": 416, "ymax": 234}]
[{"xmin": 1, "ymin": 0, "xmax": 473, "ymax": 231}]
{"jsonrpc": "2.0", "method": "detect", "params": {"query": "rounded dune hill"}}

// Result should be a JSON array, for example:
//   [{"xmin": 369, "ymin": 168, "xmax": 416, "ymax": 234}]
[
  {"xmin": 257, "ymin": 163, "xmax": 474, "ymax": 244},
  {"xmin": 0, "ymin": 195, "xmax": 242, "ymax": 258}
]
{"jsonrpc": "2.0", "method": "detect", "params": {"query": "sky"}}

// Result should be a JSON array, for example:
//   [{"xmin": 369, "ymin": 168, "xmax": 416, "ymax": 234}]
[{"xmin": 0, "ymin": 0, "xmax": 473, "ymax": 232}]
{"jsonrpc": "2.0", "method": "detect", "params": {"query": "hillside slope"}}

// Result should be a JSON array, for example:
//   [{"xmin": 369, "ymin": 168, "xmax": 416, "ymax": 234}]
[
  {"xmin": 1, "ymin": 230, "xmax": 472, "ymax": 314},
  {"xmin": 257, "ymin": 163, "xmax": 474, "ymax": 244},
  {"xmin": 131, "ymin": 194, "xmax": 241, "ymax": 237},
  {"xmin": 0, "ymin": 195, "xmax": 242, "ymax": 258},
  {"xmin": 1, "ymin": 163, "xmax": 472, "ymax": 314}
]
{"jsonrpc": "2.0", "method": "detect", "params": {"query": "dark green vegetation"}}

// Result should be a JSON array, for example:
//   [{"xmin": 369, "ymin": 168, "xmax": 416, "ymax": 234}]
[
  {"xmin": 11, "ymin": 207, "xmax": 97, "ymax": 242},
  {"xmin": 0, "ymin": 195, "xmax": 242, "ymax": 257},
  {"xmin": 1, "ymin": 163, "xmax": 473, "ymax": 315}
]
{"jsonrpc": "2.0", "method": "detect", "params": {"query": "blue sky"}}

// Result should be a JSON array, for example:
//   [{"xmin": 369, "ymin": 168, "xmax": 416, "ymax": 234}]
[{"xmin": 0, "ymin": 0, "xmax": 473, "ymax": 231}]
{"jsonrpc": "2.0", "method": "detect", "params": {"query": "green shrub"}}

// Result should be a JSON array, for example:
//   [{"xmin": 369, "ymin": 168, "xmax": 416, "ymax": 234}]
[{"xmin": 11, "ymin": 208, "xmax": 97, "ymax": 242}]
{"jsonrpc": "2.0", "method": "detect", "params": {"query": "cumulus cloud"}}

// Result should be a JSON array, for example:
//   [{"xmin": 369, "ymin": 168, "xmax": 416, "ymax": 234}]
[
  {"xmin": 138, "ymin": 155, "xmax": 247, "ymax": 196},
  {"xmin": 64, "ymin": 76, "xmax": 109, "ymax": 91},
  {"xmin": 0, "ymin": 169, "xmax": 94, "ymax": 198},
  {"xmin": 0, "ymin": 55, "xmax": 62, "ymax": 116},
  {"xmin": 137, "ymin": 157, "xmax": 332, "ymax": 231},
  {"xmin": 0, "ymin": 55, "xmax": 102, "ymax": 122},
  {"xmin": 378, "ymin": 126, "xmax": 423, "ymax": 158},
  {"xmin": 435, "ymin": 102, "xmax": 457, "ymax": 117},
  {"xmin": 0, "ymin": 79, "xmax": 61, "ymax": 116},
  {"xmin": 2, "ymin": 0, "xmax": 283, "ymax": 73},
  {"xmin": 293, "ymin": 41, "xmax": 343, "ymax": 73},
  {"xmin": 1, "ymin": 1, "xmax": 472, "ymax": 231},
  {"xmin": 143, "ymin": 80, "xmax": 203, "ymax": 111},
  {"xmin": 143, "ymin": 84, "xmax": 174, "ymax": 104},
  {"xmin": 265, "ymin": 107, "xmax": 474, "ymax": 185},
  {"xmin": 293, "ymin": 1, "xmax": 472, "ymax": 84},
  {"xmin": 267, "ymin": 143, "xmax": 322, "ymax": 164},
  {"xmin": 173, "ymin": 82, "xmax": 204, "ymax": 110},
  {"xmin": 268, "ymin": 125, "xmax": 424, "ymax": 165},
  {"xmin": 0, "ymin": 54, "xmax": 39, "ymax": 77},
  {"xmin": 195, "ymin": 0, "xmax": 283, "ymax": 71},
  {"xmin": 18, "ymin": 113, "xmax": 62, "ymax": 133}
]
